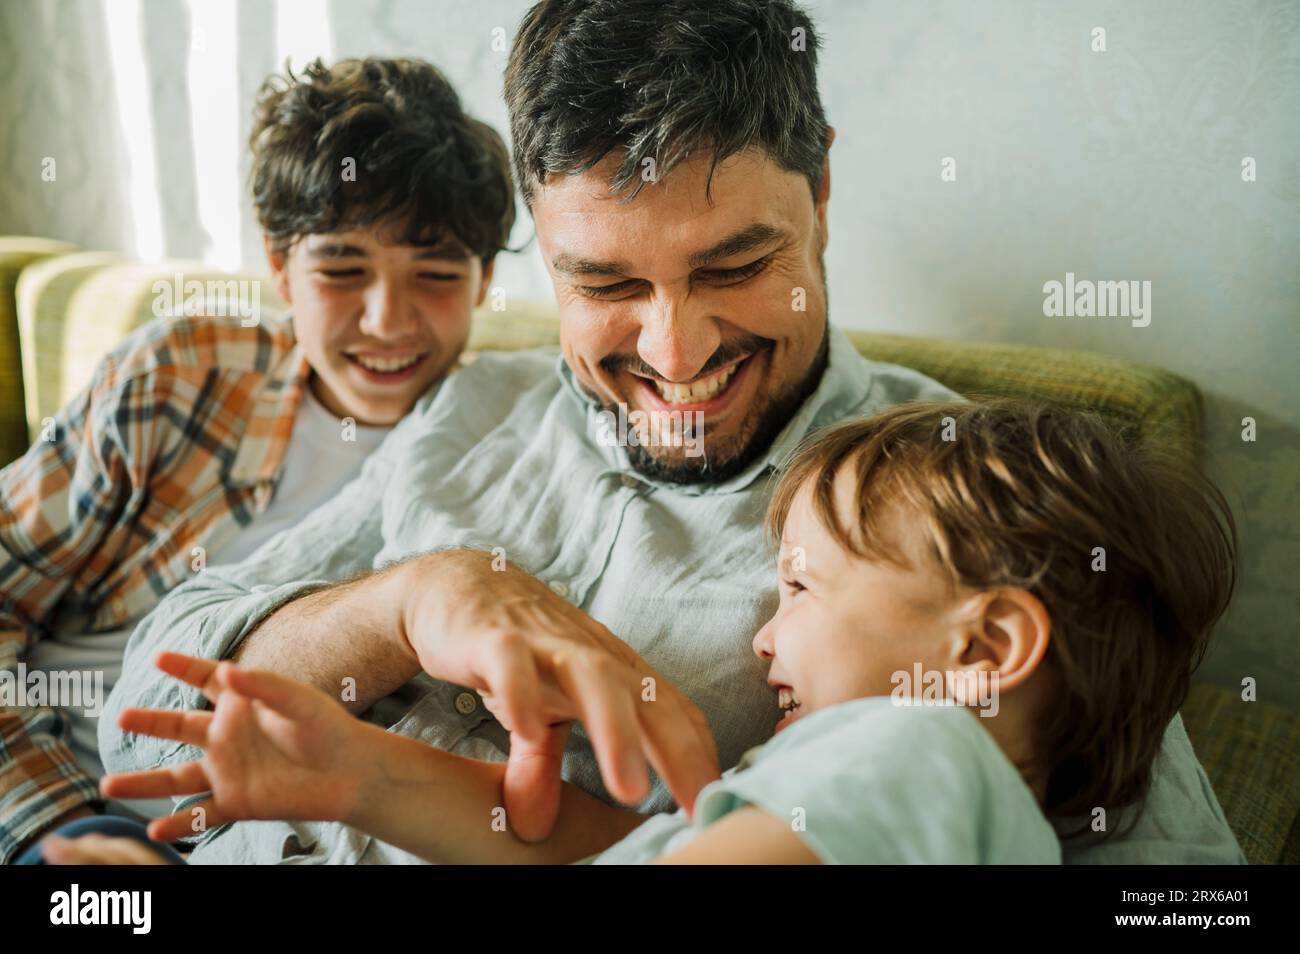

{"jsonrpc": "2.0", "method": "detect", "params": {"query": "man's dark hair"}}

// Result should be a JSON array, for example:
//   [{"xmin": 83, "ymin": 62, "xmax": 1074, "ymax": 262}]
[
  {"xmin": 505, "ymin": 0, "xmax": 829, "ymax": 208},
  {"xmin": 250, "ymin": 57, "xmax": 516, "ymax": 263}
]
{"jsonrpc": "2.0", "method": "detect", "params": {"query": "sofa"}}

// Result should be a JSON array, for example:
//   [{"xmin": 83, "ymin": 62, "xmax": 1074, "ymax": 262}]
[{"xmin": 1, "ymin": 235, "xmax": 1296, "ymax": 864}]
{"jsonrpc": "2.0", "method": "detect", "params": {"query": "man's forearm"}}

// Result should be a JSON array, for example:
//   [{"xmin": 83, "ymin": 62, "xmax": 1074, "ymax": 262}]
[
  {"xmin": 348, "ymin": 724, "xmax": 646, "ymax": 864},
  {"xmin": 231, "ymin": 565, "xmax": 420, "ymax": 713}
]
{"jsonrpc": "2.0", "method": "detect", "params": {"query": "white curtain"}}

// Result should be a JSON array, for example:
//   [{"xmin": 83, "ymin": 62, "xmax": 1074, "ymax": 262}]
[
  {"xmin": 0, "ymin": 0, "xmax": 539, "ymax": 286},
  {"xmin": 0, "ymin": 0, "xmax": 335, "ymax": 271}
]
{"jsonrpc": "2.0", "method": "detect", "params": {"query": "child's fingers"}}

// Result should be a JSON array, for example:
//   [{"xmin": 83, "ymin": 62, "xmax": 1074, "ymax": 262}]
[
  {"xmin": 216, "ymin": 662, "xmax": 324, "ymax": 720},
  {"xmin": 117, "ymin": 707, "xmax": 214, "ymax": 747},
  {"xmin": 100, "ymin": 760, "xmax": 210, "ymax": 800},
  {"xmin": 146, "ymin": 798, "xmax": 228, "ymax": 844},
  {"xmin": 503, "ymin": 723, "xmax": 571, "ymax": 842},
  {"xmin": 155, "ymin": 651, "xmax": 222, "ymax": 701}
]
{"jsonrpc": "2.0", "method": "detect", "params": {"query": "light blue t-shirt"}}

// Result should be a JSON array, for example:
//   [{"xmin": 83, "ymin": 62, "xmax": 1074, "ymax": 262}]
[{"xmin": 592, "ymin": 697, "xmax": 1061, "ymax": 864}]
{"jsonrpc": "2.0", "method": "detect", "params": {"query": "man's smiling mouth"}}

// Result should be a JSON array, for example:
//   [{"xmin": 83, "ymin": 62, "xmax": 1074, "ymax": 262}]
[
  {"xmin": 648, "ymin": 362, "xmax": 739, "ymax": 403},
  {"xmin": 630, "ymin": 352, "xmax": 755, "ymax": 409}
]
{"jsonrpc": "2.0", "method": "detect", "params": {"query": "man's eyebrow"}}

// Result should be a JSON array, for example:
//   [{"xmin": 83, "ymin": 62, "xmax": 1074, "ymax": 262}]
[
  {"xmin": 688, "ymin": 223, "xmax": 788, "ymax": 269},
  {"xmin": 551, "ymin": 254, "xmax": 625, "ymax": 278},
  {"xmin": 551, "ymin": 223, "xmax": 789, "ymax": 277}
]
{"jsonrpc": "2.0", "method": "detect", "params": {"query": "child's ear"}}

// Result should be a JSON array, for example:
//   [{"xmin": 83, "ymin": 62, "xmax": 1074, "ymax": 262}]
[
  {"xmin": 474, "ymin": 257, "xmax": 497, "ymax": 308},
  {"xmin": 954, "ymin": 589, "xmax": 1051, "ymax": 694},
  {"xmin": 263, "ymin": 234, "xmax": 293, "ymax": 304}
]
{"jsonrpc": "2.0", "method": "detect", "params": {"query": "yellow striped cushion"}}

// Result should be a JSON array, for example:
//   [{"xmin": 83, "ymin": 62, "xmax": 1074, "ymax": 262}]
[
  {"xmin": 15, "ymin": 255, "xmax": 288, "ymax": 441},
  {"xmin": 18, "ymin": 269, "xmax": 1201, "ymax": 460},
  {"xmin": 0, "ymin": 238, "xmax": 79, "ymax": 464}
]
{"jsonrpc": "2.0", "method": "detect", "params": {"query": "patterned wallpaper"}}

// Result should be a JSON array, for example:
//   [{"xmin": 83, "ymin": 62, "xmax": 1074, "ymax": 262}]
[{"xmin": 1, "ymin": 0, "xmax": 1296, "ymax": 706}]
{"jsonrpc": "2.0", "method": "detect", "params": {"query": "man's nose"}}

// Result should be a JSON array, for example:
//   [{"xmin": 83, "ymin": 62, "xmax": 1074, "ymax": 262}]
[
  {"xmin": 752, "ymin": 620, "xmax": 776, "ymax": 660},
  {"xmin": 358, "ymin": 281, "xmax": 417, "ymax": 339},
  {"xmin": 634, "ymin": 295, "xmax": 719, "ymax": 382}
]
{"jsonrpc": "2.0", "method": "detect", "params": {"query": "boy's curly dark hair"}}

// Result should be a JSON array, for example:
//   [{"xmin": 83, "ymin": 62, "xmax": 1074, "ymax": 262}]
[{"xmin": 250, "ymin": 57, "xmax": 516, "ymax": 263}]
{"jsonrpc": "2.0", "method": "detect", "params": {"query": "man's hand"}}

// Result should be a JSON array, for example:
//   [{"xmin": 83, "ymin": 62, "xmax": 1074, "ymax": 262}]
[
  {"xmin": 101, "ymin": 651, "xmax": 380, "ymax": 843},
  {"xmin": 397, "ymin": 550, "xmax": 721, "ymax": 842}
]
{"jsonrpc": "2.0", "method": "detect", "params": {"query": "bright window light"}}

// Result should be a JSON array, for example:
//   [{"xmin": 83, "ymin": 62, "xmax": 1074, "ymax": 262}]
[
  {"xmin": 187, "ymin": 0, "xmax": 242, "ymax": 271},
  {"xmin": 103, "ymin": 0, "xmax": 164, "ymax": 262}
]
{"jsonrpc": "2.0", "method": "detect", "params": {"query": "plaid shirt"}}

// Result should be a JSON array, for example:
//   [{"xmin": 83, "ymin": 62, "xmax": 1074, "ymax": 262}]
[{"xmin": 0, "ymin": 312, "xmax": 307, "ymax": 861}]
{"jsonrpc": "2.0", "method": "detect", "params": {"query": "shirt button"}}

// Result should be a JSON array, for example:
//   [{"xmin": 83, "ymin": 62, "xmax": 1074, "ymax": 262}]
[
  {"xmin": 549, "ymin": 581, "xmax": 569, "ymax": 599},
  {"xmin": 620, "ymin": 474, "xmax": 640, "ymax": 490},
  {"xmin": 454, "ymin": 692, "xmax": 478, "ymax": 715}
]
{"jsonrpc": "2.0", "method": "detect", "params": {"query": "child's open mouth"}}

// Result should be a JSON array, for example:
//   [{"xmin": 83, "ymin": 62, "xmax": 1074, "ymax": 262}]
[{"xmin": 775, "ymin": 685, "xmax": 804, "ymax": 733}]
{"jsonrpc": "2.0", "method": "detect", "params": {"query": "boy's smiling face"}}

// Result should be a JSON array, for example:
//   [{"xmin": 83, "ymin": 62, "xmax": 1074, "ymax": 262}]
[
  {"xmin": 752, "ymin": 466, "xmax": 971, "ymax": 734},
  {"xmin": 267, "ymin": 225, "xmax": 494, "ymax": 426}
]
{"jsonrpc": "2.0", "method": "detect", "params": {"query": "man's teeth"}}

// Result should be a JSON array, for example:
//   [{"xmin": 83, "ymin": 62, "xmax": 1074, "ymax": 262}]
[
  {"xmin": 355, "ymin": 354, "xmax": 421, "ymax": 373},
  {"xmin": 778, "ymin": 687, "xmax": 802, "ymax": 712},
  {"xmin": 653, "ymin": 362, "xmax": 738, "ymax": 404}
]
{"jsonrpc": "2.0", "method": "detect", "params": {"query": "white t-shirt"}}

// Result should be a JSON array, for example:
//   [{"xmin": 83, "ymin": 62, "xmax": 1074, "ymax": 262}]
[{"xmin": 205, "ymin": 383, "xmax": 391, "ymax": 567}]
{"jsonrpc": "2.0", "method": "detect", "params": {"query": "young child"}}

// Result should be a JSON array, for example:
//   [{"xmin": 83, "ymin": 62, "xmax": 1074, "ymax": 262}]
[
  {"xmin": 65, "ymin": 399, "xmax": 1236, "ymax": 865},
  {"xmin": 1, "ymin": 56, "xmax": 515, "ymax": 862}
]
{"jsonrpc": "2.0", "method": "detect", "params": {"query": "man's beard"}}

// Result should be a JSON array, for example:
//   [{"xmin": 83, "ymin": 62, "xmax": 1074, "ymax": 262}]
[{"xmin": 602, "ymin": 322, "xmax": 831, "ymax": 486}]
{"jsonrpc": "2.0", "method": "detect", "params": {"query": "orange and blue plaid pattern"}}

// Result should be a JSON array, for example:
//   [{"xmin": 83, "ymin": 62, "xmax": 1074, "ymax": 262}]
[{"xmin": 0, "ymin": 313, "xmax": 307, "ymax": 861}]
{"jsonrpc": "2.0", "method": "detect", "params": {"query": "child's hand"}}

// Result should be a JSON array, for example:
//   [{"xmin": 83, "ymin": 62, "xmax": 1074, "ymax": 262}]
[
  {"xmin": 41, "ymin": 834, "xmax": 173, "ymax": 865},
  {"xmin": 101, "ymin": 651, "xmax": 379, "ymax": 843}
]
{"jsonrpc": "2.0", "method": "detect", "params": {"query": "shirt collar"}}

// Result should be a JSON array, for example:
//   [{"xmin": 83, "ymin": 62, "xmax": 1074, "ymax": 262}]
[{"xmin": 555, "ymin": 324, "xmax": 874, "ymax": 495}]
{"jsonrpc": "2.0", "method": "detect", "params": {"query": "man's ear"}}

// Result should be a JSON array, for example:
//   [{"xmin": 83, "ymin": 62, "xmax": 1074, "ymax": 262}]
[
  {"xmin": 474, "ymin": 257, "xmax": 497, "ymax": 309},
  {"xmin": 950, "ymin": 588, "xmax": 1051, "ymax": 696},
  {"xmin": 263, "ymin": 234, "xmax": 293, "ymax": 304},
  {"xmin": 814, "ymin": 126, "xmax": 835, "ymax": 247}
]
